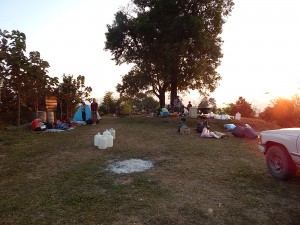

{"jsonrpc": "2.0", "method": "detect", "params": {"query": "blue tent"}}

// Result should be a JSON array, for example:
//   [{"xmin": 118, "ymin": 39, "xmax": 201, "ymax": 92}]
[{"xmin": 73, "ymin": 105, "xmax": 91, "ymax": 121}]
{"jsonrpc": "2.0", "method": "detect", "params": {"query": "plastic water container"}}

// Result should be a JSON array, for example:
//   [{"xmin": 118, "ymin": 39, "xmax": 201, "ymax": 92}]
[
  {"xmin": 106, "ymin": 134, "xmax": 113, "ymax": 147},
  {"xmin": 94, "ymin": 132, "xmax": 102, "ymax": 147},
  {"xmin": 98, "ymin": 135, "xmax": 107, "ymax": 149},
  {"xmin": 189, "ymin": 107, "xmax": 197, "ymax": 118},
  {"xmin": 109, "ymin": 128, "xmax": 116, "ymax": 139},
  {"xmin": 235, "ymin": 112, "xmax": 241, "ymax": 120},
  {"xmin": 103, "ymin": 130, "xmax": 113, "ymax": 147},
  {"xmin": 103, "ymin": 130, "xmax": 111, "ymax": 136}
]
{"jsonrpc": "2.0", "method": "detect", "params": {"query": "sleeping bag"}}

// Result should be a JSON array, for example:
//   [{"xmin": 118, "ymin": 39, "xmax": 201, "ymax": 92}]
[
  {"xmin": 224, "ymin": 124, "xmax": 236, "ymax": 131},
  {"xmin": 231, "ymin": 124, "xmax": 258, "ymax": 139},
  {"xmin": 231, "ymin": 125, "xmax": 245, "ymax": 138},
  {"xmin": 243, "ymin": 126, "xmax": 258, "ymax": 139}
]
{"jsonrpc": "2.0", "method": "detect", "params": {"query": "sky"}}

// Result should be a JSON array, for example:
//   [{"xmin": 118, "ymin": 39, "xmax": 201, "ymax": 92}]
[{"xmin": 1, "ymin": 0, "xmax": 300, "ymax": 111}]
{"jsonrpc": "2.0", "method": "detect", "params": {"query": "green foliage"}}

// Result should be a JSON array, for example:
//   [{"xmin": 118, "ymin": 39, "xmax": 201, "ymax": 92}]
[
  {"xmin": 0, "ymin": 30, "xmax": 59, "ymax": 124},
  {"xmin": 132, "ymin": 93, "xmax": 159, "ymax": 112},
  {"xmin": 100, "ymin": 91, "xmax": 118, "ymax": 115},
  {"xmin": 259, "ymin": 96, "xmax": 300, "ymax": 127},
  {"xmin": 0, "ymin": 29, "xmax": 92, "ymax": 124},
  {"xmin": 119, "ymin": 101, "xmax": 132, "ymax": 115},
  {"xmin": 105, "ymin": 0, "xmax": 234, "ymax": 107},
  {"xmin": 198, "ymin": 97, "xmax": 217, "ymax": 112},
  {"xmin": 228, "ymin": 96, "xmax": 256, "ymax": 118},
  {"xmin": 55, "ymin": 74, "xmax": 92, "ymax": 119},
  {"xmin": 25, "ymin": 51, "xmax": 57, "ymax": 115},
  {"xmin": 215, "ymin": 106, "xmax": 231, "ymax": 115},
  {"xmin": 1, "ymin": 30, "xmax": 27, "ymax": 125}
]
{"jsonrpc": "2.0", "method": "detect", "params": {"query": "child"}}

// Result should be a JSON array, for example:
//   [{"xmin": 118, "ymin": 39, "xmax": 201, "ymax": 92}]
[
  {"xmin": 178, "ymin": 117, "xmax": 188, "ymax": 132},
  {"xmin": 178, "ymin": 117, "xmax": 190, "ymax": 134}
]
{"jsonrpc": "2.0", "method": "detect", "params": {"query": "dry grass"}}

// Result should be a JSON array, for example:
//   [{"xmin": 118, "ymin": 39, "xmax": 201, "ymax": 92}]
[{"xmin": 0, "ymin": 116, "xmax": 299, "ymax": 225}]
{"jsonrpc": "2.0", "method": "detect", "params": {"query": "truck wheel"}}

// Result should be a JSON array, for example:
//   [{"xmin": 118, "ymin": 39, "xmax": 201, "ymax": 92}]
[{"xmin": 266, "ymin": 146, "xmax": 296, "ymax": 180}]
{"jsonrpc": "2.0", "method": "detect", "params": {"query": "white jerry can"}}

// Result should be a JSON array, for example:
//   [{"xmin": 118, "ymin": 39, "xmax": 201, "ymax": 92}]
[
  {"xmin": 98, "ymin": 135, "xmax": 107, "ymax": 149},
  {"xmin": 109, "ymin": 128, "xmax": 116, "ymax": 139},
  {"xmin": 235, "ymin": 112, "xmax": 241, "ymax": 120},
  {"xmin": 103, "ymin": 130, "xmax": 113, "ymax": 148},
  {"xmin": 189, "ymin": 107, "xmax": 198, "ymax": 118},
  {"xmin": 94, "ymin": 132, "xmax": 101, "ymax": 147}
]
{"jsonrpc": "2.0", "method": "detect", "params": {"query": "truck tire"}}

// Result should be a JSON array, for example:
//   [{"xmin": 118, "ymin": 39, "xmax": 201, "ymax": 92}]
[{"xmin": 266, "ymin": 145, "xmax": 296, "ymax": 180}]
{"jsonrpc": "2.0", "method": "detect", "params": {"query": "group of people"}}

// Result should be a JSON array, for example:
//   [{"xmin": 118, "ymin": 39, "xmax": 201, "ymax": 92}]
[
  {"xmin": 31, "ymin": 116, "xmax": 70, "ymax": 132},
  {"xmin": 159, "ymin": 95, "xmax": 193, "ymax": 117},
  {"xmin": 81, "ymin": 98, "xmax": 99, "ymax": 125},
  {"xmin": 31, "ymin": 98, "xmax": 99, "ymax": 132}
]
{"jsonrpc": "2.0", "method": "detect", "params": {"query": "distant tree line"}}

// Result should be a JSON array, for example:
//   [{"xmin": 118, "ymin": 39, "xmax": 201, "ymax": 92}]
[
  {"xmin": 99, "ymin": 91, "xmax": 160, "ymax": 116},
  {"xmin": 216, "ymin": 96, "xmax": 300, "ymax": 127},
  {"xmin": 259, "ymin": 96, "xmax": 300, "ymax": 127}
]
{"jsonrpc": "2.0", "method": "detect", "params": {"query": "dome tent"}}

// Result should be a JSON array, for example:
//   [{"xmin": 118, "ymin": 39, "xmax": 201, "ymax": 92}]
[{"xmin": 73, "ymin": 105, "xmax": 91, "ymax": 121}]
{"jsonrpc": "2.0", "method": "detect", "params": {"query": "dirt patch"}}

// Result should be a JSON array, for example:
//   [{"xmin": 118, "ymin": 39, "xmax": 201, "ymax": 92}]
[{"xmin": 107, "ymin": 159, "xmax": 154, "ymax": 174}]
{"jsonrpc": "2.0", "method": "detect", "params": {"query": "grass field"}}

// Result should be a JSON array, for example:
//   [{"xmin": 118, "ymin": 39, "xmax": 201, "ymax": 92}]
[{"xmin": 0, "ymin": 116, "xmax": 299, "ymax": 225}]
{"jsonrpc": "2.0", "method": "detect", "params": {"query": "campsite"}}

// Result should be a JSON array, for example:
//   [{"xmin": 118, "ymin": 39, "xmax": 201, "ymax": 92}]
[{"xmin": 1, "ymin": 115, "xmax": 300, "ymax": 225}]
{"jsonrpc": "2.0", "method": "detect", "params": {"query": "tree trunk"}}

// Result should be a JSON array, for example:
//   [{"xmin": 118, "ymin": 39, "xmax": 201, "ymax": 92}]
[
  {"xmin": 0, "ymin": 78, "xmax": 3, "ymax": 112},
  {"xmin": 60, "ymin": 101, "xmax": 63, "ymax": 119},
  {"xmin": 170, "ymin": 79, "xmax": 177, "ymax": 109},
  {"xmin": 34, "ymin": 96, "xmax": 38, "ymax": 119},
  {"xmin": 66, "ymin": 102, "xmax": 70, "ymax": 119},
  {"xmin": 158, "ymin": 92, "xmax": 165, "ymax": 108},
  {"xmin": 17, "ymin": 92, "xmax": 20, "ymax": 126}
]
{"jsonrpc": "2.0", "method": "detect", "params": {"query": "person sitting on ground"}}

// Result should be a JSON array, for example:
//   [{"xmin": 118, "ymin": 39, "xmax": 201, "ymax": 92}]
[
  {"xmin": 180, "ymin": 105, "xmax": 189, "ymax": 117},
  {"xmin": 201, "ymin": 126, "xmax": 221, "ymax": 138},
  {"xmin": 31, "ymin": 117, "xmax": 46, "ymax": 132},
  {"xmin": 178, "ymin": 117, "xmax": 188, "ymax": 132},
  {"xmin": 54, "ymin": 119, "xmax": 70, "ymax": 130},
  {"xmin": 58, "ymin": 115, "xmax": 71, "ymax": 126}
]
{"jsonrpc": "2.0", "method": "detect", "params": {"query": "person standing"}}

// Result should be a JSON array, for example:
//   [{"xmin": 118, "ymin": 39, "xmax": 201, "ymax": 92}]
[
  {"xmin": 187, "ymin": 101, "xmax": 192, "ymax": 110},
  {"xmin": 91, "ymin": 98, "xmax": 98, "ymax": 125},
  {"xmin": 81, "ymin": 102, "xmax": 86, "ymax": 121},
  {"xmin": 173, "ymin": 96, "xmax": 181, "ymax": 113}
]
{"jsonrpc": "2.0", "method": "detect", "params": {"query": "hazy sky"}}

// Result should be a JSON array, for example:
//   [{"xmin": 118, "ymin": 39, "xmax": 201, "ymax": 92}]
[{"xmin": 1, "ymin": 0, "xmax": 300, "ymax": 110}]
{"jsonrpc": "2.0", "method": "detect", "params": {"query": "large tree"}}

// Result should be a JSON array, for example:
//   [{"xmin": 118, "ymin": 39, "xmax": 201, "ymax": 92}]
[
  {"xmin": 1, "ymin": 30, "xmax": 27, "ymax": 125},
  {"xmin": 100, "ymin": 91, "xmax": 118, "ymax": 115},
  {"xmin": 228, "ymin": 96, "xmax": 256, "ymax": 118},
  {"xmin": 0, "ymin": 30, "xmax": 60, "ymax": 124},
  {"xmin": 55, "ymin": 74, "xmax": 92, "ymax": 119},
  {"xmin": 105, "ymin": 0, "xmax": 233, "ymax": 107},
  {"xmin": 25, "ymin": 51, "xmax": 58, "ymax": 115}
]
